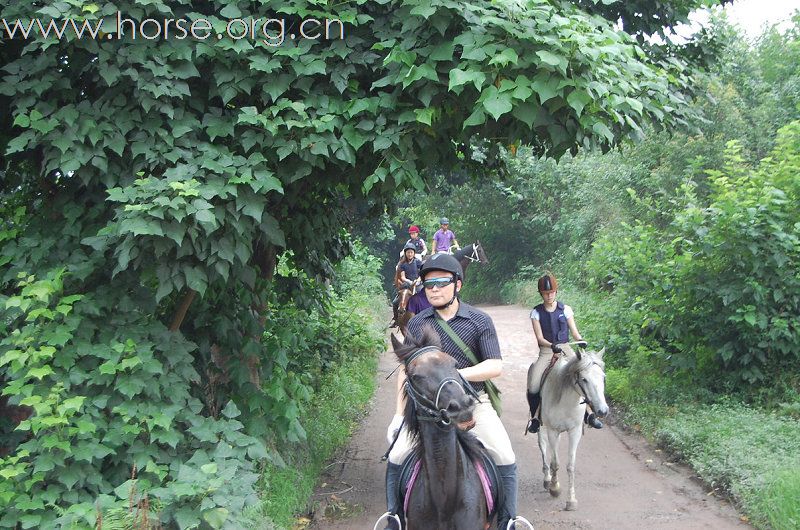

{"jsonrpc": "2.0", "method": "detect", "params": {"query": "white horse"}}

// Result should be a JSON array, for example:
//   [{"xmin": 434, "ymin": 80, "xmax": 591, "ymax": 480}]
[{"xmin": 537, "ymin": 347, "xmax": 608, "ymax": 511}]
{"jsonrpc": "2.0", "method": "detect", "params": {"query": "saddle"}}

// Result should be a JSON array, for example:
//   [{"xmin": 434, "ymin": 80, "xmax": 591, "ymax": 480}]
[{"xmin": 396, "ymin": 449, "xmax": 502, "ymax": 521}]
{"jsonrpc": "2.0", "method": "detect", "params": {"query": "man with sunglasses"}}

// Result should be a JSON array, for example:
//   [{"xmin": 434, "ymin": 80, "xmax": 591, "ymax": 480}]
[{"xmin": 383, "ymin": 253, "xmax": 519, "ymax": 530}]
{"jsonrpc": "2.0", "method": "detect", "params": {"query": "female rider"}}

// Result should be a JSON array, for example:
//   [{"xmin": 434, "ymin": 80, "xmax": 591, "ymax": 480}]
[{"xmin": 525, "ymin": 273, "xmax": 601, "ymax": 433}]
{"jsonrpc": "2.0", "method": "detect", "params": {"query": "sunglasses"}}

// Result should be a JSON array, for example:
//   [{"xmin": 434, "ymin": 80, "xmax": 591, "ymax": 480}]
[{"xmin": 423, "ymin": 277, "xmax": 456, "ymax": 289}]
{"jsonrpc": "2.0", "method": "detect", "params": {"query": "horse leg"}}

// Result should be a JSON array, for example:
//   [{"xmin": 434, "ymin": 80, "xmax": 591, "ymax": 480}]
[
  {"xmin": 398, "ymin": 289, "xmax": 409, "ymax": 313},
  {"xmin": 564, "ymin": 425, "xmax": 583, "ymax": 511},
  {"xmin": 546, "ymin": 428, "xmax": 561, "ymax": 497},
  {"xmin": 537, "ymin": 429, "xmax": 551, "ymax": 491}
]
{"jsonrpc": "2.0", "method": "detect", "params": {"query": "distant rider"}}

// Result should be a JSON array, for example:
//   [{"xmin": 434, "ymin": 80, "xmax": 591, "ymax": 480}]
[
  {"xmin": 402, "ymin": 225, "xmax": 427, "ymax": 261},
  {"xmin": 431, "ymin": 217, "xmax": 460, "ymax": 254},
  {"xmin": 391, "ymin": 243, "xmax": 422, "ymax": 325}
]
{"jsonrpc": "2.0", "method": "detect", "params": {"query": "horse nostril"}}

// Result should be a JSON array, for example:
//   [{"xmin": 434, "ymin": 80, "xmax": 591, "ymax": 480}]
[{"xmin": 596, "ymin": 406, "xmax": 609, "ymax": 418}]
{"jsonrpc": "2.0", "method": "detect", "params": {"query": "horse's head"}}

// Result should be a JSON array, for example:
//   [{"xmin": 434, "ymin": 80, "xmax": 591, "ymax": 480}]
[
  {"xmin": 474, "ymin": 240, "xmax": 489, "ymax": 264},
  {"xmin": 570, "ymin": 348, "xmax": 609, "ymax": 419},
  {"xmin": 390, "ymin": 329, "xmax": 478, "ymax": 433}
]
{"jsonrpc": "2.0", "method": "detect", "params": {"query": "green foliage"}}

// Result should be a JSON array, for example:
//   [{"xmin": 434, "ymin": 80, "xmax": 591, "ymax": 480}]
[
  {"xmin": 588, "ymin": 124, "xmax": 800, "ymax": 387},
  {"xmin": 656, "ymin": 402, "xmax": 800, "ymax": 530},
  {"xmin": 244, "ymin": 253, "xmax": 384, "ymax": 529},
  {"xmin": 0, "ymin": 270, "xmax": 265, "ymax": 528}
]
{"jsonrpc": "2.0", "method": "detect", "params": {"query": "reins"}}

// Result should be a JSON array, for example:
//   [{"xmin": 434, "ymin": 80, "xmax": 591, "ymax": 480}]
[{"xmin": 403, "ymin": 346, "xmax": 479, "ymax": 427}]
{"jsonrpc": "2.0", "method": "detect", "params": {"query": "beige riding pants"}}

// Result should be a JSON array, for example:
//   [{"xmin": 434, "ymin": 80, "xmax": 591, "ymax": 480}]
[
  {"xmin": 388, "ymin": 392, "xmax": 516, "ymax": 466},
  {"xmin": 526, "ymin": 344, "xmax": 575, "ymax": 394}
]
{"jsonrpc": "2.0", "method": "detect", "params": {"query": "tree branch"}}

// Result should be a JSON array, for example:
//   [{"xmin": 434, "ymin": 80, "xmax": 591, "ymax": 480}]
[{"xmin": 169, "ymin": 288, "xmax": 196, "ymax": 332}]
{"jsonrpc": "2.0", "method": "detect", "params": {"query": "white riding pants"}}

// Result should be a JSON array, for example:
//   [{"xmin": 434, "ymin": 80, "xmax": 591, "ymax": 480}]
[{"xmin": 388, "ymin": 392, "xmax": 516, "ymax": 466}]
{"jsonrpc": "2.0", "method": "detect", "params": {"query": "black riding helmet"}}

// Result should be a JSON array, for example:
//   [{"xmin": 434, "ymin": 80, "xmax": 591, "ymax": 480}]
[
  {"xmin": 420, "ymin": 253, "xmax": 463, "ymax": 281},
  {"xmin": 403, "ymin": 242, "xmax": 417, "ymax": 252}
]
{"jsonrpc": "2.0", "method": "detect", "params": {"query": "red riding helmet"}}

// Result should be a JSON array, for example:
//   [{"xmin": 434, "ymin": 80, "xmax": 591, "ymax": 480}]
[{"xmin": 408, "ymin": 225, "xmax": 420, "ymax": 233}]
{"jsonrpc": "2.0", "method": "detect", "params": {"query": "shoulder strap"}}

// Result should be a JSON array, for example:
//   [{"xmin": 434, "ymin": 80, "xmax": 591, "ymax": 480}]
[{"xmin": 434, "ymin": 311, "xmax": 480, "ymax": 366}]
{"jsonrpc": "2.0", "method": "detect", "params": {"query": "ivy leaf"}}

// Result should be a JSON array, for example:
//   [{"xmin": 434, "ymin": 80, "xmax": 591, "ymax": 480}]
[
  {"xmin": 567, "ymin": 89, "xmax": 592, "ymax": 116},
  {"xmin": 448, "ymin": 69, "xmax": 486, "ymax": 92},
  {"xmin": 482, "ymin": 91, "xmax": 513, "ymax": 121},
  {"xmin": 489, "ymin": 48, "xmax": 519, "ymax": 67},
  {"xmin": 415, "ymin": 108, "xmax": 435, "ymax": 126},
  {"xmin": 221, "ymin": 401, "xmax": 241, "ymax": 419},
  {"xmin": 463, "ymin": 108, "xmax": 486, "ymax": 128},
  {"xmin": 536, "ymin": 50, "xmax": 567, "ymax": 72}
]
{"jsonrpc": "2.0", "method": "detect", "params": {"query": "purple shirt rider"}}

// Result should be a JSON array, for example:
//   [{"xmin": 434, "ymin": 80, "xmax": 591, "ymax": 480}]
[
  {"xmin": 433, "ymin": 229, "xmax": 456, "ymax": 253},
  {"xmin": 407, "ymin": 289, "xmax": 432, "ymax": 314}
]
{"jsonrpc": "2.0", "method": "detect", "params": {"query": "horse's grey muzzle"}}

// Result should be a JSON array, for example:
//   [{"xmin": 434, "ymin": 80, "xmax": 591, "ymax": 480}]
[{"xmin": 594, "ymin": 404, "xmax": 609, "ymax": 418}]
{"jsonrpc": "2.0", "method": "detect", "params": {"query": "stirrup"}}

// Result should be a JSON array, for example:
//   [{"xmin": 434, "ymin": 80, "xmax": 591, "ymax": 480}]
[
  {"xmin": 373, "ymin": 511, "xmax": 402, "ymax": 530},
  {"xmin": 586, "ymin": 413, "xmax": 604, "ymax": 429},
  {"xmin": 525, "ymin": 417, "xmax": 540, "ymax": 434},
  {"xmin": 507, "ymin": 515, "xmax": 535, "ymax": 530}
]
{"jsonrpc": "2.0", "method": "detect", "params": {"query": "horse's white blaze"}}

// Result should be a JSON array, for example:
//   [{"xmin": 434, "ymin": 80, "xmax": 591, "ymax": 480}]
[{"xmin": 537, "ymin": 350, "xmax": 607, "ymax": 511}]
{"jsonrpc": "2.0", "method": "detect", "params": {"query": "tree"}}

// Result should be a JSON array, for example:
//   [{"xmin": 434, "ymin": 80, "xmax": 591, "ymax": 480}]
[{"xmin": 0, "ymin": 0, "xmax": 725, "ymax": 525}]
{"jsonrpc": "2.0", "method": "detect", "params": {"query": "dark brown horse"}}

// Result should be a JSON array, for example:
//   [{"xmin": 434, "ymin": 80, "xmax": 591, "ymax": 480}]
[
  {"xmin": 395, "ymin": 241, "xmax": 489, "ymax": 336},
  {"xmin": 390, "ymin": 329, "xmax": 493, "ymax": 530}
]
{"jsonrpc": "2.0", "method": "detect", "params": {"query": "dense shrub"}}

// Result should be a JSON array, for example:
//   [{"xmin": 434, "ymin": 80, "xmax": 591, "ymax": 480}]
[
  {"xmin": 0, "ymin": 241, "xmax": 386, "ymax": 528},
  {"xmin": 588, "ymin": 123, "xmax": 800, "ymax": 388}
]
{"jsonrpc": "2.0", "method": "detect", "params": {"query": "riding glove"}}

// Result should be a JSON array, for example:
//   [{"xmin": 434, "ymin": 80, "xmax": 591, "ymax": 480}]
[{"xmin": 386, "ymin": 414, "xmax": 404, "ymax": 445}]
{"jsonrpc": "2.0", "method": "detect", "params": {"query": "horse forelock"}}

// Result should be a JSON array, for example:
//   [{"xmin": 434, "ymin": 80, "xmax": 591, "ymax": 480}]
[
  {"xmin": 551, "ymin": 352, "xmax": 605, "ymax": 396},
  {"xmin": 392, "ymin": 325, "xmax": 442, "ymax": 363},
  {"xmin": 567, "ymin": 352, "xmax": 605, "ymax": 375}
]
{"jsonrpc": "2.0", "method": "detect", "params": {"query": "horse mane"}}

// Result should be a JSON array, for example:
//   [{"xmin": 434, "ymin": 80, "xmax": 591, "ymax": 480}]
[
  {"xmin": 551, "ymin": 351, "xmax": 605, "ymax": 396},
  {"xmin": 392, "ymin": 325, "xmax": 487, "ymax": 461}
]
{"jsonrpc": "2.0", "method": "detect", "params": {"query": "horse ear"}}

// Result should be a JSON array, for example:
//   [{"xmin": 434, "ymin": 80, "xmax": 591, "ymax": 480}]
[
  {"xmin": 596, "ymin": 347, "xmax": 605, "ymax": 359},
  {"xmin": 390, "ymin": 333, "xmax": 404, "ymax": 354},
  {"xmin": 575, "ymin": 348, "xmax": 582, "ymax": 360}
]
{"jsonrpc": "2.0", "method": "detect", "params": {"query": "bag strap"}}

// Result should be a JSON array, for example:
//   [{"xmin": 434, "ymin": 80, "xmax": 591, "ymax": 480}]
[{"xmin": 434, "ymin": 311, "xmax": 480, "ymax": 366}]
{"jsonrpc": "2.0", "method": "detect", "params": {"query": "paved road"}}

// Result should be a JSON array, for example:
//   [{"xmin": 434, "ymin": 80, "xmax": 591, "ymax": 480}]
[{"xmin": 309, "ymin": 305, "xmax": 749, "ymax": 530}]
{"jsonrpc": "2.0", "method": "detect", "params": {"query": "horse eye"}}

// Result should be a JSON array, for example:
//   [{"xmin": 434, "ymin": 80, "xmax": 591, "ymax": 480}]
[{"xmin": 582, "ymin": 377, "xmax": 588, "ymax": 383}]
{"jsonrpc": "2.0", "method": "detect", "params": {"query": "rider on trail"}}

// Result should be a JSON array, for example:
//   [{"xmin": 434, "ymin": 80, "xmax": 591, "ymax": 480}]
[
  {"xmin": 397, "ymin": 243, "xmax": 421, "ymax": 292},
  {"xmin": 390, "ymin": 243, "xmax": 422, "ymax": 326},
  {"xmin": 525, "ymin": 273, "xmax": 601, "ymax": 434},
  {"xmin": 403, "ymin": 225, "xmax": 427, "ymax": 261},
  {"xmin": 430, "ymin": 217, "xmax": 460, "ymax": 255},
  {"xmin": 384, "ymin": 253, "xmax": 520, "ymax": 530}
]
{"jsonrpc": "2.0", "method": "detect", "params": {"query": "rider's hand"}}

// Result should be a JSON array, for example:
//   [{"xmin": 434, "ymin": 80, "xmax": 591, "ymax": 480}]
[
  {"xmin": 576, "ymin": 340, "xmax": 588, "ymax": 349},
  {"xmin": 386, "ymin": 414, "xmax": 404, "ymax": 445},
  {"xmin": 551, "ymin": 343, "xmax": 563, "ymax": 353}
]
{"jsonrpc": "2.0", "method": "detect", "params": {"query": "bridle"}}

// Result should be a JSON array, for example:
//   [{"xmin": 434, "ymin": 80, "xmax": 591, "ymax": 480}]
[
  {"xmin": 403, "ymin": 346, "xmax": 479, "ymax": 428},
  {"xmin": 572, "ymin": 357, "xmax": 604, "ymax": 409},
  {"xmin": 460, "ymin": 243, "xmax": 482, "ymax": 263}
]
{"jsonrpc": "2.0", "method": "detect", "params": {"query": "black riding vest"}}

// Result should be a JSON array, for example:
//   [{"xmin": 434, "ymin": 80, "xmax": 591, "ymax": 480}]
[
  {"xmin": 535, "ymin": 302, "xmax": 569, "ymax": 344},
  {"xmin": 406, "ymin": 238, "xmax": 425, "ymax": 254}
]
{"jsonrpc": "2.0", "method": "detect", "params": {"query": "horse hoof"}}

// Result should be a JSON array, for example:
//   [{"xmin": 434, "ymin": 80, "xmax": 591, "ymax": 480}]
[
  {"xmin": 549, "ymin": 486, "xmax": 561, "ymax": 497},
  {"xmin": 542, "ymin": 480, "xmax": 550, "ymax": 490},
  {"xmin": 565, "ymin": 501, "xmax": 577, "ymax": 511}
]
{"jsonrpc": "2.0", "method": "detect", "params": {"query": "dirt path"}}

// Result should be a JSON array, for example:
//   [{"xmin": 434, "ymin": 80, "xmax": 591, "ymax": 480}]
[{"xmin": 309, "ymin": 305, "xmax": 749, "ymax": 529}]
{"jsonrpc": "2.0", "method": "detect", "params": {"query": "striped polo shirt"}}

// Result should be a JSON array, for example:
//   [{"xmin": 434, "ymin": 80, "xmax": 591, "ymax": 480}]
[{"xmin": 407, "ymin": 302, "xmax": 502, "ymax": 393}]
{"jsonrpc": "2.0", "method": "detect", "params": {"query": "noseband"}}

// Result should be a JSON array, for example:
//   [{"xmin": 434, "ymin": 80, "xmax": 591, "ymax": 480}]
[
  {"xmin": 404, "ymin": 346, "xmax": 479, "ymax": 427},
  {"xmin": 573, "ymin": 360, "xmax": 603, "ymax": 408}
]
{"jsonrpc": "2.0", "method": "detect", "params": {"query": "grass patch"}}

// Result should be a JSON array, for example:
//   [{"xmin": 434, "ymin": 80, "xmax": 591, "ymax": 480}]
[
  {"xmin": 654, "ymin": 402, "xmax": 800, "ymax": 529},
  {"xmin": 245, "ymin": 346, "xmax": 380, "ymax": 529}
]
